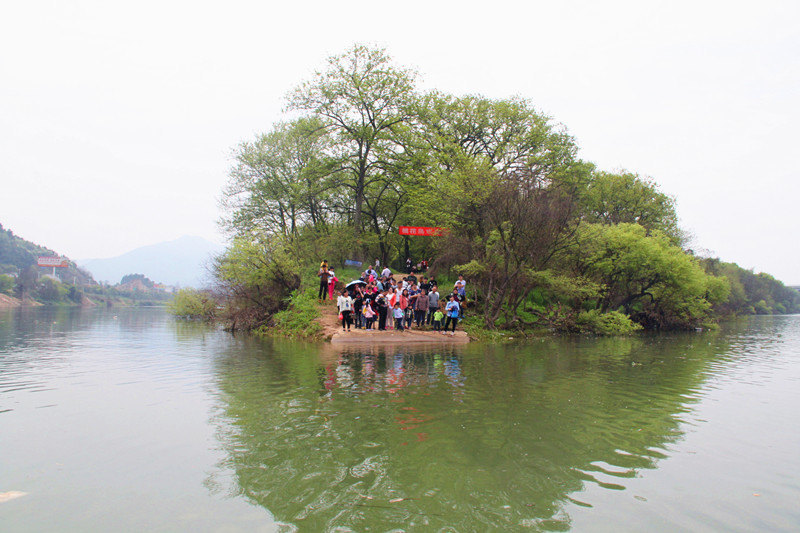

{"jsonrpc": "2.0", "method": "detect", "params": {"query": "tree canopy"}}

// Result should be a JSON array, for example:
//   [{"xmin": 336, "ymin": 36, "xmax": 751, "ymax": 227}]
[{"xmin": 216, "ymin": 44, "xmax": 798, "ymax": 333}]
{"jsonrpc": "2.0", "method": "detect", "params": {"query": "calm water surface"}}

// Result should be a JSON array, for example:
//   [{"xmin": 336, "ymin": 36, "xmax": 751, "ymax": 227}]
[{"xmin": 1, "ymin": 307, "xmax": 799, "ymax": 531}]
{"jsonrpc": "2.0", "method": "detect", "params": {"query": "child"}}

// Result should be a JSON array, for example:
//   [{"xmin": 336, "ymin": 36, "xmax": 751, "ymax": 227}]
[
  {"xmin": 433, "ymin": 307, "xmax": 444, "ymax": 331},
  {"xmin": 393, "ymin": 302, "xmax": 405, "ymax": 331},
  {"xmin": 327, "ymin": 269, "xmax": 338, "ymax": 300},
  {"xmin": 363, "ymin": 301, "xmax": 376, "ymax": 330}
]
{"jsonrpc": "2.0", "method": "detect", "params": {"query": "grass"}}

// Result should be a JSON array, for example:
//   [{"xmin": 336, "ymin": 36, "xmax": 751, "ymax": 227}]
[{"xmin": 257, "ymin": 287, "xmax": 323, "ymax": 340}]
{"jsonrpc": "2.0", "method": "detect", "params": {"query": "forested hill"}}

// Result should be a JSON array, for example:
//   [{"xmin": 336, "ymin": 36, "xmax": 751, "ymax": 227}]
[{"xmin": 0, "ymin": 223, "xmax": 95, "ymax": 285}]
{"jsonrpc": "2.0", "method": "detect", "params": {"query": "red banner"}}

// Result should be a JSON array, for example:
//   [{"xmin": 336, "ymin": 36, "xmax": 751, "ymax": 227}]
[{"xmin": 398, "ymin": 226, "xmax": 447, "ymax": 237}]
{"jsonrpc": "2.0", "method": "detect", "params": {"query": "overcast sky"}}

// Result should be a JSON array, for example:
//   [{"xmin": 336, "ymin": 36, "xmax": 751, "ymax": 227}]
[{"xmin": 2, "ymin": 1, "xmax": 798, "ymax": 283}]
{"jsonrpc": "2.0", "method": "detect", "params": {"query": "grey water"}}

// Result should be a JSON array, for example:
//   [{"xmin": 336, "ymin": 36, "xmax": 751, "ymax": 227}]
[{"xmin": 1, "ymin": 307, "xmax": 799, "ymax": 531}]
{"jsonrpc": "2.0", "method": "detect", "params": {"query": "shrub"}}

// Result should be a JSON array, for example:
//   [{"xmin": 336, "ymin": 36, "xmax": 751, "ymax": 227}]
[
  {"xmin": 0, "ymin": 274, "xmax": 14, "ymax": 295},
  {"xmin": 576, "ymin": 309, "xmax": 642, "ymax": 335},
  {"xmin": 167, "ymin": 289, "xmax": 216, "ymax": 320}
]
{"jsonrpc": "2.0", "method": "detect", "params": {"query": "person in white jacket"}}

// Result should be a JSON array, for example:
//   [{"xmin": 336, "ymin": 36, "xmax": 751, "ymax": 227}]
[{"xmin": 337, "ymin": 289, "xmax": 354, "ymax": 331}]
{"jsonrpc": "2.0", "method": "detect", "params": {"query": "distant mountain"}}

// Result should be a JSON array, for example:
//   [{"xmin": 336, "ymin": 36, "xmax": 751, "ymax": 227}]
[
  {"xmin": 0, "ymin": 222, "xmax": 96, "ymax": 284},
  {"xmin": 80, "ymin": 236, "xmax": 224, "ymax": 287}
]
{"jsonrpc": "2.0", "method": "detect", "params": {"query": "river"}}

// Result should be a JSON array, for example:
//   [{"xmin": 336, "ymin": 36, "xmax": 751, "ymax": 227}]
[{"xmin": 1, "ymin": 307, "xmax": 798, "ymax": 531}]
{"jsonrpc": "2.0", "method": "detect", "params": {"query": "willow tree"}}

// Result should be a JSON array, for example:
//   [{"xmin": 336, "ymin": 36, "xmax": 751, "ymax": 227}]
[{"xmin": 287, "ymin": 44, "xmax": 417, "ymax": 246}]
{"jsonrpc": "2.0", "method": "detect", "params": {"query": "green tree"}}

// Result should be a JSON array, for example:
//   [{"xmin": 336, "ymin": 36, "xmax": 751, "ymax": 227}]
[
  {"xmin": 222, "ymin": 118, "xmax": 336, "ymax": 240},
  {"xmin": 214, "ymin": 237, "xmax": 302, "ymax": 331},
  {"xmin": 582, "ymin": 171, "xmax": 682, "ymax": 243},
  {"xmin": 0, "ymin": 274, "xmax": 14, "ymax": 295},
  {"xmin": 414, "ymin": 93, "xmax": 578, "ymax": 178},
  {"xmin": 37, "ymin": 277, "xmax": 65, "ymax": 302},
  {"xmin": 287, "ymin": 44, "xmax": 417, "ymax": 247},
  {"xmin": 167, "ymin": 288, "xmax": 216, "ymax": 320},
  {"xmin": 571, "ymin": 223, "xmax": 729, "ymax": 329},
  {"xmin": 15, "ymin": 265, "xmax": 38, "ymax": 300}
]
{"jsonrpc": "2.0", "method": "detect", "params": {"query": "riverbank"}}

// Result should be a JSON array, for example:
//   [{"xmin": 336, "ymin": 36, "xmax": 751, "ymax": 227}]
[
  {"xmin": 0, "ymin": 293, "xmax": 167, "ymax": 308},
  {"xmin": 0, "ymin": 294, "xmax": 40, "ymax": 307}
]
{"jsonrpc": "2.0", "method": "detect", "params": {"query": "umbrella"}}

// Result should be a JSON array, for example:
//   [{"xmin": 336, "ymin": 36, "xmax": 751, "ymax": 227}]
[{"xmin": 345, "ymin": 279, "xmax": 367, "ymax": 289}]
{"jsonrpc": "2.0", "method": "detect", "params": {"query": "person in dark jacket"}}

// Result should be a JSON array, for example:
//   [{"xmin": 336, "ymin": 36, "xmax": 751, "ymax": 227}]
[
  {"xmin": 353, "ymin": 290, "xmax": 364, "ymax": 329},
  {"xmin": 414, "ymin": 289, "xmax": 429, "ymax": 327},
  {"xmin": 376, "ymin": 292, "xmax": 388, "ymax": 330},
  {"xmin": 318, "ymin": 267, "xmax": 330, "ymax": 300}
]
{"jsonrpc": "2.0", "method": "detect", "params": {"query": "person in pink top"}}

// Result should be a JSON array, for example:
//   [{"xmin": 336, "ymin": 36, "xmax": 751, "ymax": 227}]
[
  {"xmin": 327, "ymin": 269, "xmax": 338, "ymax": 300},
  {"xmin": 400, "ymin": 288, "xmax": 412, "ymax": 329}
]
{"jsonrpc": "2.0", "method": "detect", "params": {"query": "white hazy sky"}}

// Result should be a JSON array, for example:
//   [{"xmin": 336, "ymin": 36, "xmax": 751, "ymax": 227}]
[{"xmin": 1, "ymin": 1, "xmax": 798, "ymax": 282}]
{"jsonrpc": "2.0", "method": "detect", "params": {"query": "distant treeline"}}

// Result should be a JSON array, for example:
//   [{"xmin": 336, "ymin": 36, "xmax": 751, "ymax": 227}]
[{"xmin": 203, "ymin": 45, "xmax": 798, "ymax": 334}]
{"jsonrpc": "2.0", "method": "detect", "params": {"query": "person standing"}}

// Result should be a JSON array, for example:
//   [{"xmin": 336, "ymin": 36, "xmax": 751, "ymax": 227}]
[
  {"xmin": 381, "ymin": 265, "xmax": 392, "ymax": 279},
  {"xmin": 376, "ymin": 291, "xmax": 388, "ymax": 331},
  {"xmin": 363, "ymin": 300, "xmax": 376, "ymax": 329},
  {"xmin": 414, "ymin": 288, "xmax": 429, "ymax": 328},
  {"xmin": 406, "ymin": 257, "xmax": 412, "ymax": 273},
  {"xmin": 399, "ymin": 288, "xmax": 411, "ymax": 329},
  {"xmin": 454, "ymin": 274, "xmax": 466, "ymax": 299},
  {"xmin": 444, "ymin": 295, "xmax": 461, "ymax": 335},
  {"xmin": 318, "ymin": 267, "xmax": 330, "ymax": 300},
  {"xmin": 353, "ymin": 288, "xmax": 364, "ymax": 329},
  {"xmin": 427, "ymin": 285, "xmax": 439, "ymax": 325},
  {"xmin": 419, "ymin": 276, "xmax": 430, "ymax": 293},
  {"xmin": 327, "ymin": 269, "xmax": 338, "ymax": 300},
  {"xmin": 432, "ymin": 307, "xmax": 444, "ymax": 331},
  {"xmin": 337, "ymin": 289, "xmax": 354, "ymax": 331},
  {"xmin": 393, "ymin": 302, "xmax": 405, "ymax": 331}
]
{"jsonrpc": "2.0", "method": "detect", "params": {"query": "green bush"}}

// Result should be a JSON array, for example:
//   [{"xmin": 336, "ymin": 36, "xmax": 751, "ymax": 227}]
[
  {"xmin": 261, "ymin": 287, "xmax": 322, "ymax": 340},
  {"xmin": 37, "ymin": 277, "xmax": 67, "ymax": 302},
  {"xmin": 0, "ymin": 274, "xmax": 14, "ymax": 295},
  {"xmin": 576, "ymin": 309, "xmax": 642, "ymax": 336},
  {"xmin": 167, "ymin": 289, "xmax": 216, "ymax": 320}
]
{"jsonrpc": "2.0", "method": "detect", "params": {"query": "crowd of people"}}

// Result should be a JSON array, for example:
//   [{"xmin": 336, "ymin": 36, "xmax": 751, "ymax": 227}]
[{"xmin": 317, "ymin": 259, "xmax": 468, "ymax": 336}]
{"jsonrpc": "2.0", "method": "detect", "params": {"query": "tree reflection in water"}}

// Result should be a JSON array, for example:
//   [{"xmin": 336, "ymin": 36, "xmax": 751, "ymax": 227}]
[{"xmin": 210, "ymin": 335, "xmax": 723, "ymax": 531}]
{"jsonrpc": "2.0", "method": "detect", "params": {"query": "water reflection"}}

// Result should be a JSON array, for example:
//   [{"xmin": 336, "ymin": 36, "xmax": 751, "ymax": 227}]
[{"xmin": 210, "ymin": 334, "xmax": 728, "ymax": 531}]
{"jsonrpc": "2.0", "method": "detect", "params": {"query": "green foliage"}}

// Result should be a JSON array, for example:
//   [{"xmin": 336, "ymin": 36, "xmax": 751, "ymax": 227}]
[
  {"xmin": 36, "ymin": 277, "xmax": 66, "ymax": 302},
  {"xmin": 286, "ymin": 43, "xmax": 418, "ymax": 251},
  {"xmin": 222, "ymin": 117, "xmax": 335, "ymax": 240},
  {"xmin": 214, "ymin": 237, "xmax": 302, "ymax": 331},
  {"xmin": 573, "ymin": 223, "xmax": 728, "ymax": 329},
  {"xmin": 582, "ymin": 171, "xmax": 682, "ymax": 243},
  {"xmin": 120, "ymin": 273, "xmax": 155, "ymax": 288},
  {"xmin": 576, "ymin": 309, "xmax": 643, "ymax": 335},
  {"xmin": 699, "ymin": 257, "xmax": 800, "ymax": 316},
  {"xmin": 0, "ymin": 274, "xmax": 14, "ymax": 295},
  {"xmin": 261, "ymin": 287, "xmax": 322, "ymax": 340},
  {"xmin": 216, "ymin": 45, "xmax": 794, "ymax": 337},
  {"xmin": 167, "ymin": 288, "xmax": 216, "ymax": 320},
  {"xmin": 15, "ymin": 265, "xmax": 38, "ymax": 299}
]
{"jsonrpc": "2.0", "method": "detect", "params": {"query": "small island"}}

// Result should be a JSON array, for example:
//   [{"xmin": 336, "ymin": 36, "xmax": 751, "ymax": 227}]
[{"xmin": 168, "ymin": 45, "xmax": 800, "ymax": 341}]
